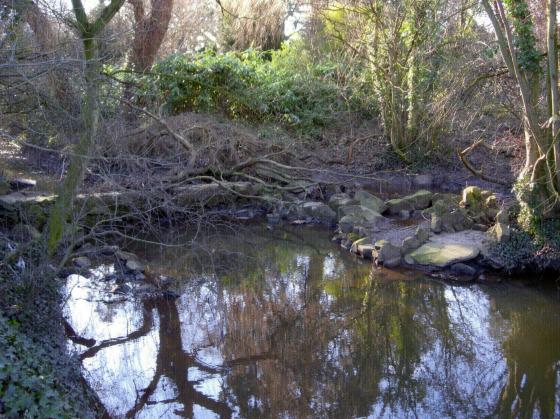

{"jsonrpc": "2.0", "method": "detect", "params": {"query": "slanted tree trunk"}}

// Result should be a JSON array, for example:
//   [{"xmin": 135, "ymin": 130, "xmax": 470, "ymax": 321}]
[{"xmin": 46, "ymin": 0, "xmax": 126, "ymax": 255}]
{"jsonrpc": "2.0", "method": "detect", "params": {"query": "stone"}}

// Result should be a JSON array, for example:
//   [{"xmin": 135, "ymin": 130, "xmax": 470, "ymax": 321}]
[
  {"xmin": 399, "ymin": 210, "xmax": 411, "ymax": 220},
  {"xmin": 302, "ymin": 201, "xmax": 337, "ymax": 223},
  {"xmin": 374, "ymin": 240, "xmax": 402, "ymax": 267},
  {"xmin": 350, "ymin": 237, "xmax": 368, "ymax": 254},
  {"xmin": 133, "ymin": 272, "xmax": 146, "ymax": 281},
  {"xmin": 354, "ymin": 190, "xmax": 386, "ymax": 213},
  {"xmin": 430, "ymin": 203, "xmax": 472, "ymax": 234},
  {"xmin": 450, "ymin": 263, "xmax": 477, "ymax": 278},
  {"xmin": 385, "ymin": 190, "xmax": 433, "ymax": 215},
  {"xmin": 415, "ymin": 227, "xmax": 430, "ymax": 244},
  {"xmin": 357, "ymin": 244, "xmax": 375, "ymax": 259},
  {"xmin": 495, "ymin": 209, "xmax": 509, "ymax": 224},
  {"xmin": 339, "ymin": 215, "xmax": 357, "ymax": 233},
  {"xmin": 338, "ymin": 205, "xmax": 378, "ymax": 219},
  {"xmin": 402, "ymin": 236, "xmax": 421, "ymax": 253},
  {"xmin": 431, "ymin": 192, "xmax": 460, "ymax": 206},
  {"xmin": 73, "ymin": 256, "xmax": 92, "ymax": 269},
  {"xmin": 338, "ymin": 205, "xmax": 384, "ymax": 230},
  {"xmin": 116, "ymin": 250, "xmax": 145, "ymax": 272},
  {"xmin": 116, "ymin": 250, "xmax": 137, "ymax": 262},
  {"xmin": 126, "ymin": 259, "xmax": 145, "ymax": 272},
  {"xmin": 413, "ymin": 174, "xmax": 433, "ymax": 188},
  {"xmin": 406, "ymin": 242, "xmax": 479, "ymax": 267},
  {"xmin": 10, "ymin": 223, "xmax": 41, "ymax": 242},
  {"xmin": 404, "ymin": 254, "xmax": 415, "ymax": 265},
  {"xmin": 353, "ymin": 226, "xmax": 368, "ymax": 237},
  {"xmin": 100, "ymin": 245, "xmax": 119, "ymax": 256},
  {"xmin": 384, "ymin": 257, "xmax": 402, "ymax": 268},
  {"xmin": 328, "ymin": 193, "xmax": 355, "ymax": 211},
  {"xmin": 461, "ymin": 186, "xmax": 483, "ymax": 209},
  {"xmin": 324, "ymin": 184, "xmax": 343, "ymax": 196},
  {"xmin": 493, "ymin": 222, "xmax": 511, "ymax": 243}
]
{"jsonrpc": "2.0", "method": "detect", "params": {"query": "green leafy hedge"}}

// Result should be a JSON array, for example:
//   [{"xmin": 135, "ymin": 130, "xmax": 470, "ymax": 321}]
[{"xmin": 133, "ymin": 42, "xmax": 374, "ymax": 138}]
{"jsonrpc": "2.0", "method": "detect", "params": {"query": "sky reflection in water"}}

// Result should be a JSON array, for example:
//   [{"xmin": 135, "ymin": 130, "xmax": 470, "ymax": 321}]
[{"xmin": 65, "ymin": 226, "xmax": 560, "ymax": 418}]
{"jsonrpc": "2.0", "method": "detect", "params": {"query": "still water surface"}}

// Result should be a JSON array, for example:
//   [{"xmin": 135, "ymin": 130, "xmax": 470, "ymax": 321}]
[{"xmin": 65, "ymin": 226, "xmax": 560, "ymax": 418}]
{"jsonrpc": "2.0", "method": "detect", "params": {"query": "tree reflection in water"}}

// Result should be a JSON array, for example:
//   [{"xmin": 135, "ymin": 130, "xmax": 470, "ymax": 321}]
[{"xmin": 66, "ymin": 226, "xmax": 560, "ymax": 418}]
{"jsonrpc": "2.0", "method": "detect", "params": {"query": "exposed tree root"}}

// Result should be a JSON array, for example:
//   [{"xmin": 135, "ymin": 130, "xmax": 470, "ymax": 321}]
[{"xmin": 457, "ymin": 138, "xmax": 510, "ymax": 186}]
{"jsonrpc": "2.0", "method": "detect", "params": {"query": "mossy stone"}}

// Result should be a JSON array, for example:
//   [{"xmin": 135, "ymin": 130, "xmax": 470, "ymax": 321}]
[
  {"xmin": 461, "ymin": 186, "xmax": 483, "ymax": 209},
  {"xmin": 354, "ymin": 190, "xmax": 386, "ymax": 213},
  {"xmin": 386, "ymin": 190, "xmax": 433, "ymax": 214}
]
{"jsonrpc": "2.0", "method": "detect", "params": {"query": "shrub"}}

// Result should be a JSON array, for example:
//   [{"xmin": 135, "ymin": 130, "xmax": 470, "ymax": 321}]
[
  {"xmin": 136, "ymin": 44, "xmax": 374, "ymax": 138},
  {"xmin": 490, "ymin": 228, "xmax": 535, "ymax": 273},
  {"xmin": 0, "ymin": 316, "xmax": 91, "ymax": 418},
  {"xmin": 489, "ymin": 204, "xmax": 560, "ymax": 273}
]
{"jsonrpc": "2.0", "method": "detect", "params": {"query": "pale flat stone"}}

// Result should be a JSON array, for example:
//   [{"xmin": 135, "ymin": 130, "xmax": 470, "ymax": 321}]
[{"xmin": 407, "ymin": 242, "xmax": 479, "ymax": 267}]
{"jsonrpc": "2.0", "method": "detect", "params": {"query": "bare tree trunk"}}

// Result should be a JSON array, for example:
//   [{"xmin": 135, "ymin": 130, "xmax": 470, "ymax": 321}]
[{"xmin": 129, "ymin": 0, "xmax": 174, "ymax": 72}]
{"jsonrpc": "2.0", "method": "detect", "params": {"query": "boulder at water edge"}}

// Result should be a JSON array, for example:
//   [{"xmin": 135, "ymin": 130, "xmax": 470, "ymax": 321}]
[
  {"xmin": 354, "ymin": 190, "xmax": 387, "ymax": 214},
  {"xmin": 405, "ymin": 242, "xmax": 479, "ymax": 267},
  {"xmin": 385, "ymin": 190, "xmax": 433, "ymax": 215}
]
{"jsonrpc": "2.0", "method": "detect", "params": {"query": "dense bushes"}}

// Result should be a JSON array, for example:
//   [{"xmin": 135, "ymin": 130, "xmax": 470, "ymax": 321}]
[
  {"xmin": 490, "ymin": 206, "xmax": 560, "ymax": 273},
  {"xmin": 136, "ymin": 43, "xmax": 374, "ymax": 138},
  {"xmin": 0, "ymin": 316, "xmax": 91, "ymax": 418}
]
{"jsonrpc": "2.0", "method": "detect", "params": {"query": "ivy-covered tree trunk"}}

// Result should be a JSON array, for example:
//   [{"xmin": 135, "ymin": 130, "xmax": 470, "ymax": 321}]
[
  {"xmin": 482, "ymin": 0, "xmax": 560, "ymax": 221},
  {"xmin": 547, "ymin": 0, "xmax": 560, "ymax": 188},
  {"xmin": 45, "ymin": 0, "xmax": 125, "ymax": 255}
]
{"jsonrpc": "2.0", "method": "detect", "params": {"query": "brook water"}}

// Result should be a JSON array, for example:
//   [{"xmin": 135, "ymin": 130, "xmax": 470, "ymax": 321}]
[{"xmin": 65, "ymin": 226, "xmax": 560, "ymax": 418}]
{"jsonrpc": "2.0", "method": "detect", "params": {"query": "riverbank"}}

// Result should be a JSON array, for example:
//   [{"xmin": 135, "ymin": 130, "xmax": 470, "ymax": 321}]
[
  {"xmin": 0, "ymin": 144, "xmax": 558, "ymax": 416},
  {"xmin": 0, "ymin": 234, "xmax": 105, "ymax": 417},
  {"xmin": 1, "ymin": 180, "xmax": 558, "ymax": 416}
]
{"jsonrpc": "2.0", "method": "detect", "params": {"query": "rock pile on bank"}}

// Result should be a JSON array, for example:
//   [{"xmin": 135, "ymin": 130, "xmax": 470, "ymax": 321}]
[{"xmin": 329, "ymin": 185, "xmax": 511, "ymax": 279}]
